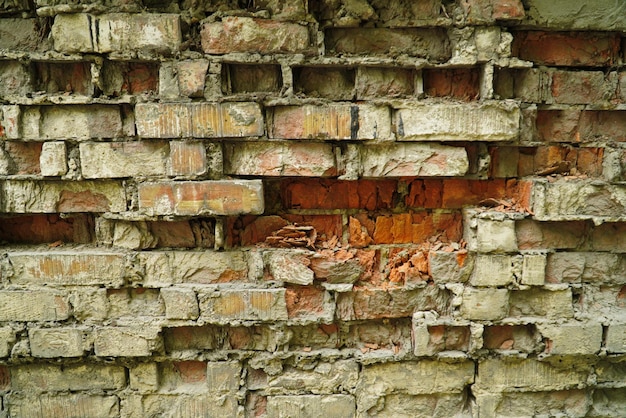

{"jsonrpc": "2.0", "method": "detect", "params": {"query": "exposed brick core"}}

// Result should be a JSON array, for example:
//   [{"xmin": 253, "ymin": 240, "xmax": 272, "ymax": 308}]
[{"xmin": 1, "ymin": 0, "xmax": 626, "ymax": 416}]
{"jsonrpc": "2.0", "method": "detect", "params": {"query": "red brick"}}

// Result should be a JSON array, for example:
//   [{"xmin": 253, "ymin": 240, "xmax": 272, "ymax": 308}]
[
  {"xmin": 517, "ymin": 146, "xmax": 603, "ymax": 176},
  {"xmin": 551, "ymin": 70, "xmax": 614, "ymax": 105},
  {"xmin": 427, "ymin": 325, "xmax": 471, "ymax": 352},
  {"xmin": 0, "ymin": 365, "xmax": 9, "ymax": 390},
  {"xmin": 512, "ymin": 31, "xmax": 621, "ymax": 66},
  {"xmin": 0, "ymin": 214, "xmax": 93, "ymax": 244},
  {"xmin": 201, "ymin": 17, "xmax": 310, "ymax": 54},
  {"xmin": 285, "ymin": 285, "xmax": 328, "ymax": 319},
  {"xmin": 536, "ymin": 109, "xmax": 581, "ymax": 142},
  {"xmin": 173, "ymin": 361, "xmax": 207, "ymax": 383},
  {"xmin": 126, "ymin": 63, "xmax": 159, "ymax": 94},
  {"xmin": 138, "ymin": 180, "xmax": 263, "ymax": 216},
  {"xmin": 35, "ymin": 62, "xmax": 93, "ymax": 95},
  {"xmin": 423, "ymin": 68, "xmax": 480, "ymax": 101},
  {"xmin": 462, "ymin": 0, "xmax": 525, "ymax": 22},
  {"xmin": 483, "ymin": 325, "xmax": 537, "ymax": 351},
  {"xmin": 537, "ymin": 110, "xmax": 626, "ymax": 142},
  {"xmin": 281, "ymin": 179, "xmax": 396, "ymax": 210},
  {"xmin": 364, "ymin": 212, "xmax": 462, "ymax": 244},
  {"xmin": 3, "ymin": 141, "xmax": 42, "ymax": 175}
]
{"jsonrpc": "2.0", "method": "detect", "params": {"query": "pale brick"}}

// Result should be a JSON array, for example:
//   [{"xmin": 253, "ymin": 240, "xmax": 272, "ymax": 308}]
[
  {"xmin": 70, "ymin": 288, "xmax": 108, "ymax": 322},
  {"xmin": 201, "ymin": 16, "xmax": 310, "ymax": 54},
  {"xmin": 0, "ymin": 327, "xmax": 15, "ymax": 358},
  {"xmin": 140, "ymin": 251, "xmax": 249, "ymax": 286},
  {"xmin": 29, "ymin": 328, "xmax": 86, "ymax": 358},
  {"xmin": 177, "ymin": 60, "xmax": 209, "ymax": 97},
  {"xmin": 21, "ymin": 105, "xmax": 123, "ymax": 140},
  {"xmin": 537, "ymin": 321, "xmax": 602, "ymax": 355},
  {"xmin": 270, "ymin": 104, "xmax": 390, "ymax": 140},
  {"xmin": 461, "ymin": 288, "xmax": 509, "ymax": 321},
  {"xmin": 39, "ymin": 141, "xmax": 68, "ymax": 177},
  {"xmin": 428, "ymin": 250, "xmax": 474, "ymax": 284},
  {"xmin": 11, "ymin": 364, "xmax": 125, "ymax": 392},
  {"xmin": 0, "ymin": 105, "xmax": 21, "ymax": 139},
  {"xmin": 161, "ymin": 287, "xmax": 199, "ymax": 320},
  {"xmin": 395, "ymin": 101, "xmax": 520, "ymax": 141},
  {"xmin": 8, "ymin": 394, "xmax": 119, "ymax": 418},
  {"xmin": 198, "ymin": 289, "xmax": 288, "ymax": 323},
  {"xmin": 94, "ymin": 326, "xmax": 162, "ymax": 357},
  {"xmin": 52, "ymin": 13, "xmax": 181, "ymax": 53},
  {"xmin": 606, "ymin": 323, "xmax": 626, "ymax": 353},
  {"xmin": 168, "ymin": 141, "xmax": 207, "ymax": 176},
  {"xmin": 138, "ymin": 180, "xmax": 263, "ymax": 216},
  {"xmin": 509, "ymin": 288, "xmax": 573, "ymax": 319},
  {"xmin": 356, "ymin": 361, "xmax": 474, "ymax": 414},
  {"xmin": 111, "ymin": 221, "xmax": 157, "ymax": 250},
  {"xmin": 474, "ymin": 218, "xmax": 518, "ymax": 253},
  {"xmin": 0, "ymin": 61, "xmax": 32, "ymax": 97},
  {"xmin": 80, "ymin": 141, "xmax": 168, "ymax": 179},
  {"xmin": 474, "ymin": 359, "xmax": 589, "ymax": 393},
  {"xmin": 224, "ymin": 141, "xmax": 338, "ymax": 177},
  {"xmin": 368, "ymin": 393, "xmax": 468, "ymax": 418},
  {"xmin": 135, "ymin": 102, "xmax": 263, "ymax": 138},
  {"xmin": 521, "ymin": 253, "xmax": 547, "ymax": 285},
  {"xmin": 122, "ymin": 394, "xmax": 238, "ymax": 418},
  {"xmin": 6, "ymin": 251, "xmax": 125, "ymax": 286},
  {"xmin": 0, "ymin": 291, "xmax": 69, "ymax": 322},
  {"xmin": 250, "ymin": 360, "xmax": 358, "ymax": 394},
  {"xmin": 129, "ymin": 362, "xmax": 159, "ymax": 393},
  {"xmin": 470, "ymin": 255, "xmax": 516, "ymax": 286},
  {"xmin": 206, "ymin": 362, "xmax": 241, "ymax": 392},
  {"xmin": 266, "ymin": 395, "xmax": 355, "ymax": 418},
  {"xmin": 0, "ymin": 18, "xmax": 42, "ymax": 51},
  {"xmin": 267, "ymin": 251, "xmax": 314, "ymax": 285},
  {"xmin": 361, "ymin": 143, "xmax": 469, "ymax": 177}
]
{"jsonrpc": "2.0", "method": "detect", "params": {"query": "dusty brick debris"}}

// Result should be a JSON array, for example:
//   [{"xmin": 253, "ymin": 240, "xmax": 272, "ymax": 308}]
[{"xmin": 1, "ymin": 0, "xmax": 626, "ymax": 416}]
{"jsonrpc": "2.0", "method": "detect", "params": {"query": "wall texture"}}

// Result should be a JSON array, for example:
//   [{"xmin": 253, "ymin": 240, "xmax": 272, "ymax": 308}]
[{"xmin": 1, "ymin": 0, "xmax": 626, "ymax": 416}]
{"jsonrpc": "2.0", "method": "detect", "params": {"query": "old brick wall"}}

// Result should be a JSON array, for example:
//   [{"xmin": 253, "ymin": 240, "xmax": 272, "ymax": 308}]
[{"xmin": 1, "ymin": 0, "xmax": 626, "ymax": 416}]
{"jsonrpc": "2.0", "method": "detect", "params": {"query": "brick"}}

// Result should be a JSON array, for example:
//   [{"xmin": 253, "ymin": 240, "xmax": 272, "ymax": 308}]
[
  {"xmin": 249, "ymin": 360, "xmax": 358, "ymax": 394},
  {"xmin": 123, "ymin": 393, "xmax": 238, "ymax": 417},
  {"xmin": 94, "ymin": 326, "xmax": 162, "ymax": 357},
  {"xmin": 0, "ymin": 290, "xmax": 68, "ymax": 321},
  {"xmin": 512, "ymin": 31, "xmax": 621, "ymax": 66},
  {"xmin": 0, "ymin": 105, "xmax": 20, "ymax": 139},
  {"xmin": 326, "ymin": 27, "xmax": 450, "ymax": 61},
  {"xmin": 7, "ymin": 251, "xmax": 125, "ymax": 286},
  {"xmin": 533, "ymin": 180, "xmax": 626, "ymax": 221},
  {"xmin": 0, "ymin": 61, "xmax": 32, "ymax": 97},
  {"xmin": 337, "ymin": 285, "xmax": 450, "ymax": 320},
  {"xmin": 163, "ymin": 326, "xmax": 217, "ymax": 352},
  {"xmin": 470, "ymin": 218, "xmax": 518, "ymax": 253},
  {"xmin": 356, "ymin": 67, "xmax": 415, "ymax": 99},
  {"xmin": 201, "ymin": 16, "xmax": 310, "ymax": 54},
  {"xmin": 206, "ymin": 362, "xmax": 241, "ymax": 392},
  {"xmin": 138, "ymin": 180, "xmax": 263, "ymax": 216},
  {"xmin": 1, "ymin": 142, "xmax": 41, "ymax": 175},
  {"xmin": 34, "ymin": 62, "xmax": 94, "ymax": 95},
  {"xmin": 483, "ymin": 324, "xmax": 539, "ymax": 352},
  {"xmin": 606, "ymin": 324, "xmax": 626, "ymax": 353},
  {"xmin": 107, "ymin": 288, "xmax": 164, "ymax": 319},
  {"xmin": 176, "ymin": 60, "xmax": 209, "ymax": 97},
  {"xmin": 80, "ymin": 141, "xmax": 168, "ymax": 179},
  {"xmin": 537, "ymin": 321, "xmax": 602, "ymax": 355},
  {"xmin": 516, "ymin": 220, "xmax": 586, "ymax": 250},
  {"xmin": 395, "ymin": 102, "xmax": 520, "ymax": 141},
  {"xmin": 294, "ymin": 67, "xmax": 355, "ymax": 100},
  {"xmin": 461, "ymin": 288, "xmax": 509, "ymax": 320},
  {"xmin": 70, "ymin": 288, "xmax": 108, "ymax": 322},
  {"xmin": 0, "ymin": 19, "xmax": 42, "ymax": 51},
  {"xmin": 150, "ymin": 219, "xmax": 213, "ymax": 248},
  {"xmin": 270, "ymin": 104, "xmax": 390, "ymax": 140},
  {"xmin": 361, "ymin": 143, "xmax": 469, "ymax": 177},
  {"xmin": 474, "ymin": 359, "xmax": 589, "ymax": 393},
  {"xmin": 551, "ymin": 70, "xmax": 616, "ymax": 105},
  {"xmin": 29, "ymin": 328, "xmax": 86, "ymax": 358},
  {"xmin": 521, "ymin": 253, "xmax": 547, "ymax": 285},
  {"xmin": 0, "ymin": 0, "xmax": 29, "ymax": 14},
  {"xmin": 356, "ymin": 361, "xmax": 474, "ymax": 414},
  {"xmin": 285, "ymin": 285, "xmax": 334, "ymax": 321},
  {"xmin": 365, "ymin": 393, "xmax": 468, "ymax": 418},
  {"xmin": 281, "ymin": 178, "xmax": 396, "ymax": 210},
  {"xmin": 266, "ymin": 395, "xmax": 355, "ymax": 417},
  {"xmin": 8, "ymin": 394, "xmax": 119, "ymax": 418},
  {"xmin": 135, "ymin": 102, "xmax": 263, "ymax": 138},
  {"xmin": 225, "ymin": 63, "xmax": 282, "ymax": 93},
  {"xmin": 509, "ymin": 288, "xmax": 573, "ymax": 319},
  {"xmin": 161, "ymin": 287, "xmax": 199, "ymax": 320},
  {"xmin": 52, "ymin": 13, "xmax": 181, "ymax": 53},
  {"xmin": 470, "ymin": 255, "xmax": 516, "ymax": 286},
  {"xmin": 224, "ymin": 142, "xmax": 337, "ymax": 177},
  {"xmin": 19, "ymin": 105, "xmax": 124, "ymax": 140},
  {"xmin": 267, "ymin": 252, "xmax": 314, "ymax": 285},
  {"xmin": 198, "ymin": 289, "xmax": 288, "ymax": 323},
  {"xmin": 428, "ymin": 250, "xmax": 474, "ymax": 284},
  {"xmin": 366, "ymin": 212, "xmax": 462, "ymax": 244},
  {"xmin": 0, "ymin": 213, "xmax": 91, "ymax": 245},
  {"xmin": 129, "ymin": 362, "xmax": 159, "ymax": 393},
  {"xmin": 40, "ymin": 141, "xmax": 68, "ymax": 177},
  {"xmin": 481, "ymin": 390, "xmax": 591, "ymax": 418},
  {"xmin": 141, "ymin": 251, "xmax": 249, "ymax": 286},
  {"xmin": 516, "ymin": 146, "xmax": 603, "ymax": 177},
  {"xmin": 522, "ymin": 0, "xmax": 626, "ymax": 31},
  {"xmin": 168, "ymin": 141, "xmax": 207, "ymax": 176},
  {"xmin": 423, "ymin": 68, "xmax": 481, "ymax": 100},
  {"xmin": 0, "ymin": 327, "xmax": 15, "ymax": 358},
  {"xmin": 11, "ymin": 364, "xmax": 125, "ymax": 392}
]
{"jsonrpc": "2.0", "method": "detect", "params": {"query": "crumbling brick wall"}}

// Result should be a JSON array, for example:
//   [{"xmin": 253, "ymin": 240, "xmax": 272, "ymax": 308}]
[{"xmin": 1, "ymin": 0, "xmax": 626, "ymax": 416}]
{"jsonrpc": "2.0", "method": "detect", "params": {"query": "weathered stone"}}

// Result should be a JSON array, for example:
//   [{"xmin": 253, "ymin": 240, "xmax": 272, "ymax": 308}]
[
  {"xmin": 606, "ymin": 323, "xmax": 626, "ymax": 353},
  {"xmin": 11, "ymin": 364, "xmax": 125, "ymax": 392},
  {"xmin": 266, "ymin": 395, "xmax": 355, "ymax": 418},
  {"xmin": 0, "ymin": 327, "xmax": 15, "ymax": 358},
  {"xmin": 8, "ymin": 395, "xmax": 119, "ymax": 418},
  {"xmin": 122, "ymin": 394, "xmax": 238, "ymax": 417}
]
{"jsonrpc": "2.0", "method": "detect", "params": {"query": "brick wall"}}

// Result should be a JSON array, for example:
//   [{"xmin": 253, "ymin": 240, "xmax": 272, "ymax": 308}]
[{"xmin": 1, "ymin": 0, "xmax": 626, "ymax": 416}]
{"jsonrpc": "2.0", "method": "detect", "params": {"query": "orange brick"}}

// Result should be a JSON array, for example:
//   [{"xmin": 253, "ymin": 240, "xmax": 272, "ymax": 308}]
[
  {"xmin": 138, "ymin": 180, "xmax": 263, "ymax": 216},
  {"xmin": 423, "ymin": 68, "xmax": 480, "ymax": 101},
  {"xmin": 512, "ymin": 31, "xmax": 621, "ymax": 66},
  {"xmin": 0, "ymin": 214, "xmax": 92, "ymax": 244},
  {"xmin": 281, "ymin": 179, "xmax": 396, "ymax": 210},
  {"xmin": 3, "ymin": 141, "xmax": 42, "ymax": 175},
  {"xmin": 285, "ymin": 285, "xmax": 328, "ymax": 319},
  {"xmin": 369, "ymin": 212, "xmax": 462, "ymax": 244}
]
